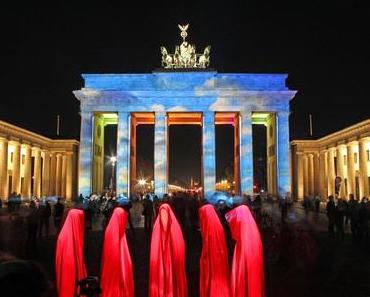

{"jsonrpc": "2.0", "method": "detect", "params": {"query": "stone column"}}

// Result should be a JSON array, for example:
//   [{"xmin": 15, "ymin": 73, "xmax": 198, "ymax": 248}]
[
  {"xmin": 327, "ymin": 147, "xmax": 336, "ymax": 196},
  {"xmin": 277, "ymin": 111, "xmax": 291, "ymax": 196},
  {"xmin": 202, "ymin": 112, "xmax": 216, "ymax": 197},
  {"xmin": 336, "ymin": 145, "xmax": 346, "ymax": 198},
  {"xmin": 303, "ymin": 154, "xmax": 309, "ymax": 197},
  {"xmin": 32, "ymin": 147, "xmax": 41, "ymax": 197},
  {"xmin": 240, "ymin": 111, "xmax": 253, "ymax": 195},
  {"xmin": 0, "ymin": 138, "xmax": 8, "ymax": 199},
  {"xmin": 154, "ymin": 112, "xmax": 168, "ymax": 197},
  {"xmin": 117, "ymin": 112, "xmax": 130, "ymax": 196},
  {"xmin": 49, "ymin": 153, "xmax": 56, "ymax": 196},
  {"xmin": 308, "ymin": 154, "xmax": 314, "ymax": 196},
  {"xmin": 65, "ymin": 153, "xmax": 73, "ymax": 201},
  {"xmin": 347, "ymin": 142, "xmax": 356, "ymax": 197},
  {"xmin": 79, "ymin": 112, "xmax": 93, "ymax": 197},
  {"xmin": 319, "ymin": 150, "xmax": 328, "ymax": 199},
  {"xmin": 22, "ymin": 144, "xmax": 32, "ymax": 198},
  {"xmin": 266, "ymin": 114, "xmax": 277, "ymax": 195},
  {"xmin": 61, "ymin": 155, "xmax": 67, "ymax": 198},
  {"xmin": 56, "ymin": 154, "xmax": 62, "ymax": 196},
  {"xmin": 130, "ymin": 115, "xmax": 137, "ymax": 195},
  {"xmin": 234, "ymin": 114, "xmax": 241, "ymax": 194},
  {"xmin": 296, "ymin": 152, "xmax": 304, "ymax": 200},
  {"xmin": 359, "ymin": 138, "xmax": 369, "ymax": 198},
  {"xmin": 11, "ymin": 141, "xmax": 21, "ymax": 195},
  {"xmin": 313, "ymin": 153, "xmax": 320, "ymax": 196},
  {"xmin": 41, "ymin": 151, "xmax": 50, "ymax": 197}
]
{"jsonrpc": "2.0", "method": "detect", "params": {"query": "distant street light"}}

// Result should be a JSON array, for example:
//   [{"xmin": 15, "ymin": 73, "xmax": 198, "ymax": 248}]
[
  {"xmin": 138, "ymin": 178, "xmax": 147, "ymax": 186},
  {"xmin": 110, "ymin": 156, "xmax": 117, "ymax": 191}
]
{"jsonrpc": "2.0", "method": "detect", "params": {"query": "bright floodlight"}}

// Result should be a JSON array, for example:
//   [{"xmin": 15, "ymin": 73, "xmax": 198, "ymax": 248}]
[
  {"xmin": 110, "ymin": 156, "xmax": 117, "ymax": 163},
  {"xmin": 138, "ymin": 179, "xmax": 146, "ymax": 186}
]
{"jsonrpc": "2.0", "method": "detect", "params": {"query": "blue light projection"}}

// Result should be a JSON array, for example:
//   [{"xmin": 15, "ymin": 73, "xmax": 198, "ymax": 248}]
[
  {"xmin": 154, "ymin": 112, "xmax": 168, "ymax": 197},
  {"xmin": 74, "ymin": 72, "xmax": 296, "ymax": 197}
]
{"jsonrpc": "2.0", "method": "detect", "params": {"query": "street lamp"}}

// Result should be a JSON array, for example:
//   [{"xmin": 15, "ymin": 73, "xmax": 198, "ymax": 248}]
[
  {"xmin": 138, "ymin": 178, "xmax": 146, "ymax": 186},
  {"xmin": 110, "ymin": 156, "xmax": 117, "ymax": 191}
]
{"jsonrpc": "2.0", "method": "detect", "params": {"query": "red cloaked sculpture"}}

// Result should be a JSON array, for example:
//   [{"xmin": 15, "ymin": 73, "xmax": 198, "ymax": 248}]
[
  {"xmin": 101, "ymin": 207, "xmax": 134, "ymax": 297},
  {"xmin": 226, "ymin": 205, "xmax": 265, "ymax": 297},
  {"xmin": 149, "ymin": 203, "xmax": 188, "ymax": 297},
  {"xmin": 55, "ymin": 209, "xmax": 87, "ymax": 297},
  {"xmin": 199, "ymin": 204, "xmax": 231, "ymax": 297}
]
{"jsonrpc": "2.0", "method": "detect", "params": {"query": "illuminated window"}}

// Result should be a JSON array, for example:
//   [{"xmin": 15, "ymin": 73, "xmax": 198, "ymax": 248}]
[
  {"xmin": 10, "ymin": 152, "xmax": 13, "ymax": 163},
  {"xmin": 343, "ymin": 155, "xmax": 347, "ymax": 166},
  {"xmin": 354, "ymin": 152, "xmax": 358, "ymax": 163}
]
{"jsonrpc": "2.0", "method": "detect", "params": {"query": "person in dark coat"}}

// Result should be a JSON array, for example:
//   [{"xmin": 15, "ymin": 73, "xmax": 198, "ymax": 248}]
[
  {"xmin": 335, "ymin": 197, "xmax": 347, "ymax": 241},
  {"xmin": 359, "ymin": 197, "xmax": 370, "ymax": 239},
  {"xmin": 347, "ymin": 194, "xmax": 360, "ymax": 240},
  {"xmin": 53, "ymin": 198, "xmax": 65, "ymax": 231},
  {"xmin": 143, "ymin": 194, "xmax": 154, "ymax": 232},
  {"xmin": 26, "ymin": 201, "xmax": 39, "ymax": 254},
  {"xmin": 326, "ymin": 195, "xmax": 336, "ymax": 237}
]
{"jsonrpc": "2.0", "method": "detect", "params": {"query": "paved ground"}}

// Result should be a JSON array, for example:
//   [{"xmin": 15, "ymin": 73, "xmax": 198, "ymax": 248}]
[{"xmin": 0, "ymin": 200, "xmax": 369, "ymax": 297}]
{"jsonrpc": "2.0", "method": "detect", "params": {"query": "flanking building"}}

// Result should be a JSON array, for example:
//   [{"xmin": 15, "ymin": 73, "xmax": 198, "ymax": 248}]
[
  {"xmin": 0, "ymin": 120, "xmax": 79, "ymax": 201},
  {"xmin": 291, "ymin": 119, "xmax": 370, "ymax": 201}
]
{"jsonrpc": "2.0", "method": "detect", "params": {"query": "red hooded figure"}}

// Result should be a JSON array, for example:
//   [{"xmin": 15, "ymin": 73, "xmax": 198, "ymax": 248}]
[
  {"xmin": 55, "ymin": 209, "xmax": 87, "ymax": 297},
  {"xmin": 225, "ymin": 205, "xmax": 265, "ymax": 297},
  {"xmin": 199, "ymin": 204, "xmax": 230, "ymax": 297},
  {"xmin": 149, "ymin": 203, "xmax": 188, "ymax": 297},
  {"xmin": 101, "ymin": 207, "xmax": 134, "ymax": 297}
]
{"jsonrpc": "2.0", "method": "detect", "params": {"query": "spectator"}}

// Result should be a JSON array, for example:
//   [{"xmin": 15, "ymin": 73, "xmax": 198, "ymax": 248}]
[
  {"xmin": 143, "ymin": 194, "xmax": 154, "ymax": 233},
  {"xmin": 53, "ymin": 198, "xmax": 65, "ymax": 231},
  {"xmin": 26, "ymin": 201, "xmax": 39, "ymax": 255},
  {"xmin": 335, "ymin": 197, "xmax": 347, "ymax": 241},
  {"xmin": 326, "ymin": 195, "xmax": 336, "ymax": 237},
  {"xmin": 0, "ymin": 253, "xmax": 52, "ymax": 297},
  {"xmin": 314, "ymin": 196, "xmax": 321, "ymax": 213},
  {"xmin": 347, "ymin": 194, "xmax": 360, "ymax": 240}
]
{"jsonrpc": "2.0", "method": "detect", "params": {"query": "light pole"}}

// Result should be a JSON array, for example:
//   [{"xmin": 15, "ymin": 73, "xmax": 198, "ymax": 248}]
[{"xmin": 110, "ymin": 156, "xmax": 117, "ymax": 191}]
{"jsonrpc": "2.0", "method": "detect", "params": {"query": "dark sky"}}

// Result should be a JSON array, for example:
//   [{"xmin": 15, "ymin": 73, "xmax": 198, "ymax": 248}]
[{"xmin": 1, "ymin": 1, "xmax": 369, "ymax": 185}]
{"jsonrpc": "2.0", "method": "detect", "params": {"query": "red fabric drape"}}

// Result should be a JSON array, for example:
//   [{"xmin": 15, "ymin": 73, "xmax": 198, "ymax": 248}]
[
  {"xmin": 55, "ymin": 209, "xmax": 87, "ymax": 297},
  {"xmin": 199, "ymin": 204, "xmax": 230, "ymax": 297},
  {"xmin": 226, "ymin": 205, "xmax": 265, "ymax": 297},
  {"xmin": 101, "ymin": 207, "xmax": 134, "ymax": 297},
  {"xmin": 149, "ymin": 203, "xmax": 188, "ymax": 297}
]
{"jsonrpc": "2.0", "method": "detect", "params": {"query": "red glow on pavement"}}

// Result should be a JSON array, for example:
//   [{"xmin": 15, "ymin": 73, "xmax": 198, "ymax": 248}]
[
  {"xmin": 149, "ymin": 203, "xmax": 188, "ymax": 297},
  {"xmin": 226, "ymin": 205, "xmax": 265, "ymax": 297},
  {"xmin": 199, "ymin": 204, "xmax": 231, "ymax": 297},
  {"xmin": 55, "ymin": 209, "xmax": 87, "ymax": 297},
  {"xmin": 101, "ymin": 207, "xmax": 134, "ymax": 297}
]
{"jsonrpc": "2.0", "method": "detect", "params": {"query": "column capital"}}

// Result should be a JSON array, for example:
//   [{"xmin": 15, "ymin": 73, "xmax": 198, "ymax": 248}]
[
  {"xmin": 347, "ymin": 140, "xmax": 359, "ymax": 146},
  {"xmin": 9, "ymin": 139, "xmax": 21, "ymax": 146},
  {"xmin": 9, "ymin": 137, "xmax": 20, "ymax": 143},
  {"xmin": 359, "ymin": 136, "xmax": 370, "ymax": 144},
  {"xmin": 32, "ymin": 145, "xmax": 41, "ymax": 151},
  {"xmin": 0, "ymin": 136, "xmax": 8, "ymax": 143},
  {"xmin": 21, "ymin": 143, "xmax": 31, "ymax": 148}
]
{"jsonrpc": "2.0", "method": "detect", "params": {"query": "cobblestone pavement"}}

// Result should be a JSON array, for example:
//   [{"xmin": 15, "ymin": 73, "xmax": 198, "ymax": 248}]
[{"xmin": 0, "ymin": 201, "xmax": 369, "ymax": 297}]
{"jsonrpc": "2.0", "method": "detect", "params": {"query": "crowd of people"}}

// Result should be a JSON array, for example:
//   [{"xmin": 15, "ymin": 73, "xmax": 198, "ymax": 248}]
[{"xmin": 326, "ymin": 194, "xmax": 370, "ymax": 241}]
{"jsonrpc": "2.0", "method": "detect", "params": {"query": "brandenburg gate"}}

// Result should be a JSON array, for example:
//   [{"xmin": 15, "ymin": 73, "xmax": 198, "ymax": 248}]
[{"xmin": 73, "ymin": 25, "xmax": 296, "ymax": 198}]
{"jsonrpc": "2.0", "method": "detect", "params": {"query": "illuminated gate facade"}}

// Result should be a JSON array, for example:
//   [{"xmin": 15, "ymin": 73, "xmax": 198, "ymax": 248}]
[{"xmin": 74, "ymin": 71, "xmax": 295, "ymax": 198}]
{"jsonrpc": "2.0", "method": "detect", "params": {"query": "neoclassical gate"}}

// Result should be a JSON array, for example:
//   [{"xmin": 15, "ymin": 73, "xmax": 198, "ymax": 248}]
[{"xmin": 73, "ymin": 25, "xmax": 296, "ymax": 198}]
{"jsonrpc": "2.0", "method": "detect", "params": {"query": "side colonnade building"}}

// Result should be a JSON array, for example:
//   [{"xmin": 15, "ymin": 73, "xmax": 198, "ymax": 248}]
[
  {"xmin": 0, "ymin": 120, "xmax": 79, "ymax": 201},
  {"xmin": 291, "ymin": 119, "xmax": 370, "ymax": 201}
]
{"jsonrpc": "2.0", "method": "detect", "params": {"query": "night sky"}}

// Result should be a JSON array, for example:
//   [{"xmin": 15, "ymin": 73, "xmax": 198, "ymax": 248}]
[{"xmin": 1, "ymin": 1, "xmax": 369, "ymax": 187}]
